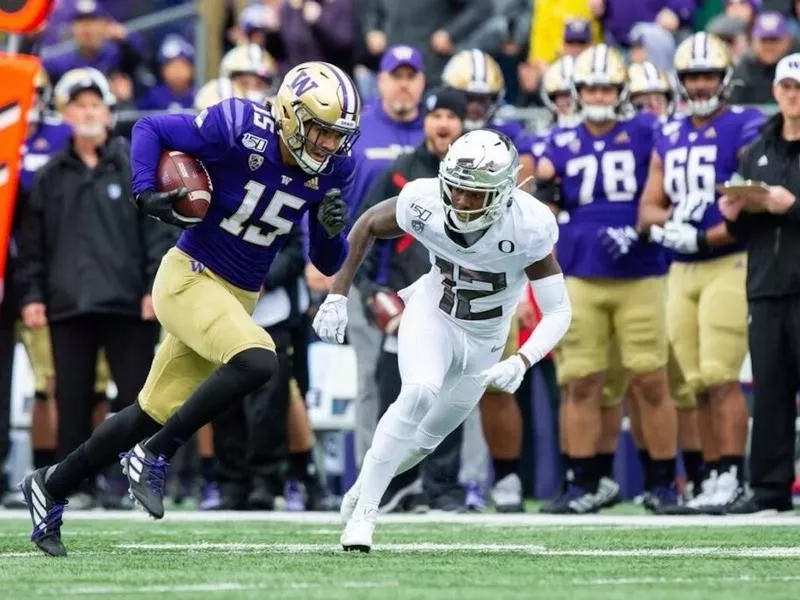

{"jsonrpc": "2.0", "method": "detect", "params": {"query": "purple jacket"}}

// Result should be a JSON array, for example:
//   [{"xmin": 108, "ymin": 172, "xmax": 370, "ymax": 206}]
[
  {"xmin": 278, "ymin": 0, "xmax": 355, "ymax": 73},
  {"xmin": 601, "ymin": 0, "xmax": 696, "ymax": 45}
]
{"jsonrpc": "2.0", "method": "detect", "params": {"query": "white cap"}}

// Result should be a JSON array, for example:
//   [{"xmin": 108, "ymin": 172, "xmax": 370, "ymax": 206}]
[{"xmin": 774, "ymin": 53, "xmax": 800, "ymax": 84}]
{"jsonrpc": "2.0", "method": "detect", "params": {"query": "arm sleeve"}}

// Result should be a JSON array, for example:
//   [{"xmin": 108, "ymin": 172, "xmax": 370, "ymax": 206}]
[
  {"xmin": 130, "ymin": 97, "xmax": 250, "ymax": 194},
  {"xmin": 446, "ymin": 0, "xmax": 492, "ymax": 41},
  {"xmin": 263, "ymin": 225, "xmax": 306, "ymax": 290},
  {"xmin": 312, "ymin": 0, "xmax": 355, "ymax": 51},
  {"xmin": 15, "ymin": 170, "xmax": 48, "ymax": 306},
  {"xmin": 518, "ymin": 273, "xmax": 571, "ymax": 366}
]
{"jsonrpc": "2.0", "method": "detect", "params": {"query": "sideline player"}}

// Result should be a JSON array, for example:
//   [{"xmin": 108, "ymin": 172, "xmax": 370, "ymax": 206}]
[
  {"xmin": 314, "ymin": 129, "xmax": 572, "ymax": 551},
  {"xmin": 535, "ymin": 44, "xmax": 680, "ymax": 514},
  {"xmin": 20, "ymin": 62, "xmax": 360, "ymax": 556},
  {"xmin": 638, "ymin": 33, "xmax": 764, "ymax": 513}
]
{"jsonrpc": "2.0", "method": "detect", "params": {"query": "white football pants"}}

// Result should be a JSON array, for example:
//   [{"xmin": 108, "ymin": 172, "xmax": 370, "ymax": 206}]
[{"xmin": 353, "ymin": 288, "xmax": 507, "ymax": 513}]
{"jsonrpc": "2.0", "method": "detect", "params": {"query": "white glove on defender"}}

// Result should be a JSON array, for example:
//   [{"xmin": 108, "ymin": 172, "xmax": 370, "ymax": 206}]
[
  {"xmin": 313, "ymin": 294, "xmax": 349, "ymax": 344},
  {"xmin": 480, "ymin": 355, "xmax": 527, "ymax": 394}
]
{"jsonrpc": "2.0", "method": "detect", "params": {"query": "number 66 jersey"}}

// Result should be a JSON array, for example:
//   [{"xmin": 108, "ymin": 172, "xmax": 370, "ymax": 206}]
[
  {"xmin": 395, "ymin": 177, "xmax": 558, "ymax": 338},
  {"xmin": 655, "ymin": 106, "xmax": 764, "ymax": 263}
]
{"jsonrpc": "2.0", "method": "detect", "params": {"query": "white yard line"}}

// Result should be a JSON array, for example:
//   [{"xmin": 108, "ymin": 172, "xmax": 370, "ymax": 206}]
[
  {"xmin": 57, "ymin": 581, "xmax": 398, "ymax": 596},
  {"xmin": 575, "ymin": 575, "xmax": 800, "ymax": 586},
  {"xmin": 0, "ymin": 509, "xmax": 799, "ymax": 527},
  {"xmin": 113, "ymin": 542, "xmax": 800, "ymax": 557}
]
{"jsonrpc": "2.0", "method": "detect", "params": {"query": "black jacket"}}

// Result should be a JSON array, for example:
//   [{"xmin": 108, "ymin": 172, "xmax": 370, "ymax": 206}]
[
  {"xmin": 356, "ymin": 143, "xmax": 439, "ymax": 294},
  {"xmin": 727, "ymin": 114, "xmax": 800, "ymax": 301},
  {"xmin": 16, "ymin": 134, "xmax": 176, "ymax": 322}
]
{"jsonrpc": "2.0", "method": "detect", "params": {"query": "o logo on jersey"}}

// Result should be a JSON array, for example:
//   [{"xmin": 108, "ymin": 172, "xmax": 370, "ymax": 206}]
[{"xmin": 498, "ymin": 240, "xmax": 515, "ymax": 254}]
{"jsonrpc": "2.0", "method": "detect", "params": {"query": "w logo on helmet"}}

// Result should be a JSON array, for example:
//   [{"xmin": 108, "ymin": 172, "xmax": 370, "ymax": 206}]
[{"xmin": 290, "ymin": 71, "xmax": 319, "ymax": 97}]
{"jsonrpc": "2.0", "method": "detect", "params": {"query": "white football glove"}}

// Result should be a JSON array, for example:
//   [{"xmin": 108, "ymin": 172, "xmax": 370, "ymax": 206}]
[
  {"xmin": 649, "ymin": 221, "xmax": 701, "ymax": 254},
  {"xmin": 312, "ymin": 294, "xmax": 349, "ymax": 344},
  {"xmin": 480, "ymin": 355, "xmax": 527, "ymax": 394}
]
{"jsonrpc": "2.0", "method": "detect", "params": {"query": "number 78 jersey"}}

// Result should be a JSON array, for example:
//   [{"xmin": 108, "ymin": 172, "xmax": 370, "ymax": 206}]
[
  {"xmin": 395, "ymin": 178, "xmax": 558, "ymax": 337},
  {"xmin": 655, "ymin": 106, "xmax": 764, "ymax": 262}
]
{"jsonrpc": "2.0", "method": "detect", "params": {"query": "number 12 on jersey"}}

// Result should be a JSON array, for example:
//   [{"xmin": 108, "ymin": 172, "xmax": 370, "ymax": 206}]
[{"xmin": 436, "ymin": 257, "xmax": 507, "ymax": 321}]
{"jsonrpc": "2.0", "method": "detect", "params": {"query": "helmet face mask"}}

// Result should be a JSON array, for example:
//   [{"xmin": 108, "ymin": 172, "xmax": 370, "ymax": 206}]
[
  {"xmin": 673, "ymin": 33, "xmax": 733, "ymax": 117},
  {"xmin": 627, "ymin": 61, "xmax": 674, "ymax": 117},
  {"xmin": 571, "ymin": 44, "xmax": 628, "ymax": 124},
  {"xmin": 273, "ymin": 62, "xmax": 361, "ymax": 174},
  {"xmin": 541, "ymin": 56, "xmax": 579, "ymax": 127},
  {"xmin": 442, "ymin": 50, "xmax": 505, "ymax": 131},
  {"xmin": 438, "ymin": 130, "xmax": 519, "ymax": 233}
]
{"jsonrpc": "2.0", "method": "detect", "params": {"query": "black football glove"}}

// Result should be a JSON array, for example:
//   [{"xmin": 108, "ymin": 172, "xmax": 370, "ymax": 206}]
[
  {"xmin": 134, "ymin": 188, "xmax": 200, "ymax": 229},
  {"xmin": 317, "ymin": 188, "xmax": 348, "ymax": 238}
]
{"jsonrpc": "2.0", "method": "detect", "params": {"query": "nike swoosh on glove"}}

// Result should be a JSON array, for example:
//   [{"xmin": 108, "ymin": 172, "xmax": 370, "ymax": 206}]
[
  {"xmin": 317, "ymin": 188, "xmax": 348, "ymax": 237},
  {"xmin": 312, "ymin": 294, "xmax": 349, "ymax": 343},
  {"xmin": 599, "ymin": 226, "xmax": 639, "ymax": 261},
  {"xmin": 135, "ymin": 188, "xmax": 200, "ymax": 229},
  {"xmin": 480, "ymin": 355, "xmax": 527, "ymax": 394},
  {"xmin": 650, "ymin": 221, "xmax": 701, "ymax": 254}
]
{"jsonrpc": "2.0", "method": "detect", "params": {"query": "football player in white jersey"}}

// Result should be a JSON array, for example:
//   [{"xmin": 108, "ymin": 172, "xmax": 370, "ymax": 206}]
[{"xmin": 313, "ymin": 130, "xmax": 572, "ymax": 551}]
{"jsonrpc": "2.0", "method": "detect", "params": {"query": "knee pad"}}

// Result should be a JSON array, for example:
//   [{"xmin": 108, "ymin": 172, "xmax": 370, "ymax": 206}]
[
  {"xmin": 228, "ymin": 347, "xmax": 278, "ymax": 386},
  {"xmin": 394, "ymin": 383, "xmax": 437, "ymax": 425}
]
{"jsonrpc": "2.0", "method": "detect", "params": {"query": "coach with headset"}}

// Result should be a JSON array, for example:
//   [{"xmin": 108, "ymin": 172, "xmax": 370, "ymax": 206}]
[
  {"xmin": 16, "ymin": 68, "xmax": 174, "ymax": 471},
  {"xmin": 720, "ymin": 53, "xmax": 800, "ymax": 515}
]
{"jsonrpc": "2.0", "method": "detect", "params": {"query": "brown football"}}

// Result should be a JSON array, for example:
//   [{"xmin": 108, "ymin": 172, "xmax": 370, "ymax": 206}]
[
  {"xmin": 368, "ymin": 290, "xmax": 405, "ymax": 334},
  {"xmin": 156, "ymin": 150, "xmax": 212, "ymax": 220}
]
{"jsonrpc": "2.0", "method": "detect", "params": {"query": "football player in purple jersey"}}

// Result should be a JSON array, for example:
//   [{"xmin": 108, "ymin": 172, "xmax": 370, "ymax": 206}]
[
  {"xmin": 639, "ymin": 33, "xmax": 765, "ymax": 514},
  {"xmin": 19, "ymin": 62, "xmax": 361, "ymax": 556},
  {"xmin": 536, "ymin": 44, "xmax": 681, "ymax": 515}
]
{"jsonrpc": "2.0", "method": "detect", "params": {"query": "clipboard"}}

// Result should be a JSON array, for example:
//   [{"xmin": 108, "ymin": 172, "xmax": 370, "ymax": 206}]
[{"xmin": 715, "ymin": 180, "xmax": 770, "ymax": 195}]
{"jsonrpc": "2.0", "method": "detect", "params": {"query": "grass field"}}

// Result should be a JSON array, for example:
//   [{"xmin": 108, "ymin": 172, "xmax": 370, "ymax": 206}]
[{"xmin": 1, "ymin": 508, "xmax": 799, "ymax": 599}]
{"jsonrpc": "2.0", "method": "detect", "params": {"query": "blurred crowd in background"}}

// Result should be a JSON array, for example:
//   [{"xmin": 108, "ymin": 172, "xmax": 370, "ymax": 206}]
[{"xmin": 1, "ymin": 0, "xmax": 800, "ymax": 515}]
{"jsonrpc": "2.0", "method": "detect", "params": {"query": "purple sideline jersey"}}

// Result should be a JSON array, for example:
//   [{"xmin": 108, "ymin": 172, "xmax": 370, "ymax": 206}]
[
  {"xmin": 20, "ymin": 117, "xmax": 73, "ymax": 193},
  {"xmin": 515, "ymin": 130, "xmax": 550, "ymax": 161},
  {"xmin": 655, "ymin": 106, "xmax": 765, "ymax": 263},
  {"xmin": 543, "ymin": 113, "xmax": 667, "ymax": 279},
  {"xmin": 131, "ymin": 97, "xmax": 353, "ymax": 292},
  {"xmin": 137, "ymin": 84, "xmax": 196, "ymax": 112}
]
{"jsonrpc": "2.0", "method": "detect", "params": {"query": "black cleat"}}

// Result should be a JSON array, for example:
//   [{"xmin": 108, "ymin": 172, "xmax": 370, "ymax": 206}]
[
  {"xmin": 120, "ymin": 443, "xmax": 169, "ymax": 519},
  {"xmin": 19, "ymin": 468, "xmax": 68, "ymax": 557}
]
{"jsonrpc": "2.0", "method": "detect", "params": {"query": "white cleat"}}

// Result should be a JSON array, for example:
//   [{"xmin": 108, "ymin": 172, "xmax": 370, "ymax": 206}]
[
  {"xmin": 341, "ymin": 507, "xmax": 377, "ymax": 553},
  {"xmin": 340, "ymin": 483, "xmax": 360, "ymax": 524},
  {"xmin": 685, "ymin": 470, "xmax": 719, "ymax": 513},
  {"xmin": 491, "ymin": 474, "xmax": 524, "ymax": 513}
]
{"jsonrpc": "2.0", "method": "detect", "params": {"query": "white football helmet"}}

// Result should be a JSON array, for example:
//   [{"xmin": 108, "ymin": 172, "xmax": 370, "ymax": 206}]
[{"xmin": 439, "ymin": 129, "xmax": 520, "ymax": 233}]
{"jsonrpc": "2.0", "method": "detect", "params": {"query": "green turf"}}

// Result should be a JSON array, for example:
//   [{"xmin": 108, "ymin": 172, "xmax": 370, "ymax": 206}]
[{"xmin": 1, "ymin": 515, "xmax": 799, "ymax": 600}]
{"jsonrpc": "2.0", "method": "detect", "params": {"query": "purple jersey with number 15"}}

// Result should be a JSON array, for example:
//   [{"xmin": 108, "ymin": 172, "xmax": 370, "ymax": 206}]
[
  {"xmin": 655, "ymin": 106, "xmax": 765, "ymax": 263},
  {"xmin": 543, "ymin": 113, "xmax": 667, "ymax": 279},
  {"xmin": 131, "ymin": 97, "xmax": 354, "ymax": 291}
]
